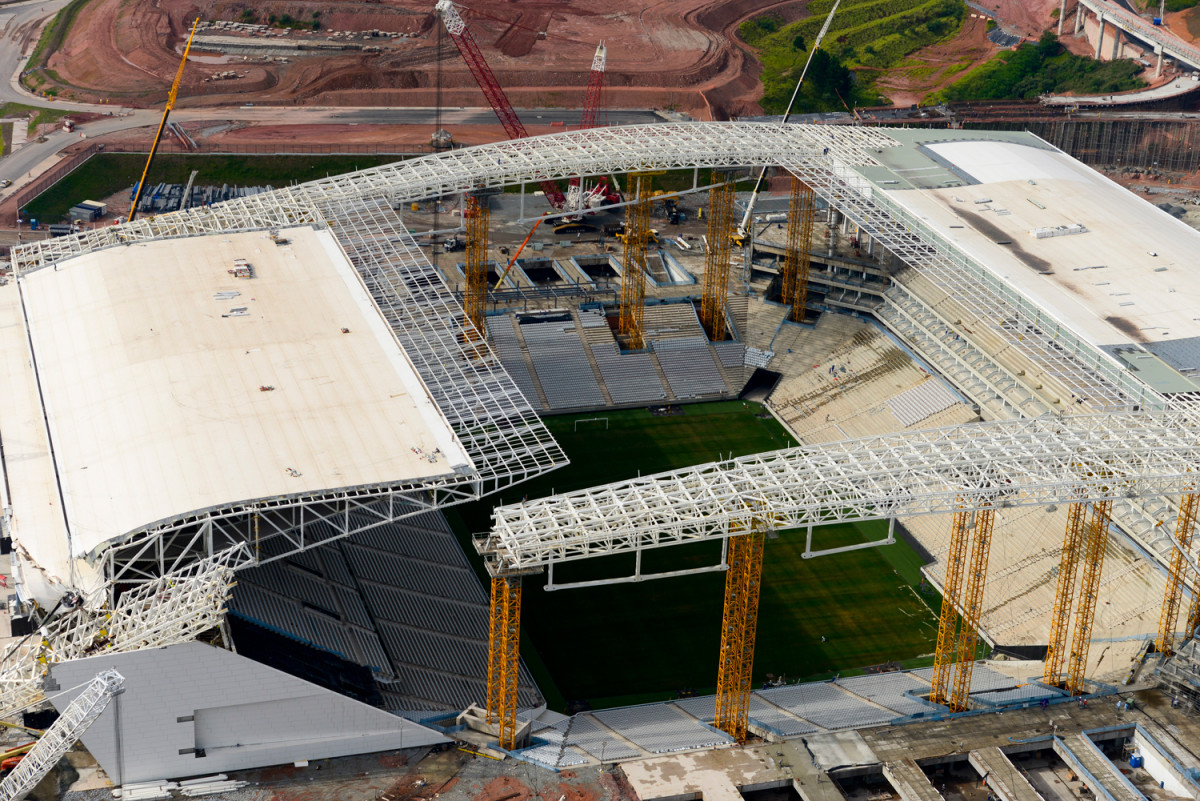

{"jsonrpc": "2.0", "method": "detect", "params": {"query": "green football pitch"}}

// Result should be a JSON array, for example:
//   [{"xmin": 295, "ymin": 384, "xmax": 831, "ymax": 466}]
[{"xmin": 445, "ymin": 401, "xmax": 942, "ymax": 711}]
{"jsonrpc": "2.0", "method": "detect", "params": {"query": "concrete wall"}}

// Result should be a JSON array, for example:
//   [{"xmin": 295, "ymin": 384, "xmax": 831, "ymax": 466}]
[{"xmin": 49, "ymin": 641, "xmax": 448, "ymax": 785}]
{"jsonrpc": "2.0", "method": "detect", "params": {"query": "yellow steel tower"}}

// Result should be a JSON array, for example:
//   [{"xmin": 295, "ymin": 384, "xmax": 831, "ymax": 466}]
[
  {"xmin": 618, "ymin": 175, "xmax": 652, "ymax": 349},
  {"xmin": 782, "ymin": 178, "xmax": 816, "ymax": 324},
  {"xmin": 714, "ymin": 520, "xmax": 767, "ymax": 740},
  {"xmin": 700, "ymin": 174, "xmax": 734, "ymax": 341},
  {"xmin": 1044, "ymin": 502, "xmax": 1089, "ymax": 686},
  {"xmin": 485, "ymin": 576, "xmax": 523, "ymax": 750},
  {"xmin": 1156, "ymin": 491, "xmax": 1199, "ymax": 656},
  {"xmin": 949, "ymin": 505, "xmax": 995, "ymax": 711},
  {"xmin": 1065, "ymin": 499, "xmax": 1113, "ymax": 694},
  {"xmin": 930, "ymin": 506, "xmax": 973, "ymax": 705},
  {"xmin": 464, "ymin": 196, "xmax": 489, "ymax": 347}
]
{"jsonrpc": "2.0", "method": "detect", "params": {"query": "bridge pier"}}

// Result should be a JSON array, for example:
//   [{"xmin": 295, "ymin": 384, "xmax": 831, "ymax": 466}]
[
  {"xmin": 1059, "ymin": 0, "xmax": 1067, "ymax": 35},
  {"xmin": 1076, "ymin": 4, "xmax": 1084, "ymax": 35},
  {"xmin": 1111, "ymin": 27, "xmax": 1121, "ymax": 60},
  {"xmin": 1095, "ymin": 14, "xmax": 1106, "ymax": 60},
  {"xmin": 1155, "ymin": 46, "xmax": 1164, "ymax": 78}
]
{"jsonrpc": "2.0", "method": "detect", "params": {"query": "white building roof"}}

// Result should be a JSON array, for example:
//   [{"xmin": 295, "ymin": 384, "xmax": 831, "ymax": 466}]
[
  {"xmin": 0, "ymin": 225, "xmax": 472, "ymax": 585},
  {"xmin": 873, "ymin": 136, "xmax": 1200, "ymax": 388}
]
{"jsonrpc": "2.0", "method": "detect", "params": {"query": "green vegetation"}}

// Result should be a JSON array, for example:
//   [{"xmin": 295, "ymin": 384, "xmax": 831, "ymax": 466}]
[
  {"xmin": 738, "ymin": 0, "xmax": 968, "ymax": 111},
  {"xmin": 0, "ymin": 102, "xmax": 71, "ymax": 136},
  {"xmin": 25, "ymin": 0, "xmax": 92, "ymax": 76},
  {"xmin": 1166, "ymin": 0, "xmax": 1199, "ymax": 12},
  {"xmin": 1, "ymin": 122, "xmax": 11, "ymax": 157},
  {"xmin": 932, "ymin": 33, "xmax": 1145, "ymax": 103},
  {"xmin": 445, "ymin": 402, "xmax": 940, "ymax": 711},
  {"xmin": 19, "ymin": 153, "xmax": 400, "ymax": 221}
]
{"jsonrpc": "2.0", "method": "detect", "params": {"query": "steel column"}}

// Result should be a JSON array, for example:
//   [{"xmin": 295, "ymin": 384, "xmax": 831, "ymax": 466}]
[
  {"xmin": 486, "ymin": 576, "xmax": 523, "ymax": 749},
  {"xmin": 782, "ymin": 178, "xmax": 816, "ymax": 324},
  {"xmin": 464, "ymin": 196, "xmax": 489, "ymax": 345},
  {"xmin": 950, "ymin": 506, "xmax": 995, "ymax": 711},
  {"xmin": 1156, "ymin": 492, "xmax": 1199, "ymax": 656},
  {"xmin": 1065, "ymin": 499, "xmax": 1113, "ymax": 694},
  {"xmin": 618, "ymin": 175, "xmax": 651, "ymax": 349},
  {"xmin": 931, "ymin": 507, "xmax": 972, "ymax": 705},
  {"xmin": 714, "ymin": 520, "xmax": 767, "ymax": 741},
  {"xmin": 700, "ymin": 173, "xmax": 734, "ymax": 341},
  {"xmin": 1044, "ymin": 502, "xmax": 1089, "ymax": 686}
]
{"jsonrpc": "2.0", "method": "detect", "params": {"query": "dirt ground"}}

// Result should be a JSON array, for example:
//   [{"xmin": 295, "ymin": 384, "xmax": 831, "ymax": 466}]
[{"xmin": 38, "ymin": 0, "xmax": 819, "ymax": 119}]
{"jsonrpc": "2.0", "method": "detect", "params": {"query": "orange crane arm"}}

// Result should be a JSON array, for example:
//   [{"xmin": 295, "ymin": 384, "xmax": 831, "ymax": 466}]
[
  {"xmin": 129, "ymin": 18, "xmax": 199, "ymax": 222},
  {"xmin": 494, "ymin": 216, "xmax": 546, "ymax": 289}
]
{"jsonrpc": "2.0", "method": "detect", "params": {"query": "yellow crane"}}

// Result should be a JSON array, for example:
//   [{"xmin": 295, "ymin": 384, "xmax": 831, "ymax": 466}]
[{"xmin": 129, "ymin": 18, "xmax": 199, "ymax": 222}]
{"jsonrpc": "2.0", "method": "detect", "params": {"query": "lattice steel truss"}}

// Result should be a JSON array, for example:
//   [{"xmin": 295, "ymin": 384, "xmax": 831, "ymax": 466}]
[
  {"xmin": 0, "ymin": 669, "xmax": 123, "ymax": 801},
  {"xmin": 950, "ymin": 506, "xmax": 995, "ymax": 712},
  {"xmin": 0, "ymin": 546, "xmax": 242, "ymax": 721},
  {"xmin": 1157, "ymin": 491, "xmax": 1198, "ymax": 656},
  {"xmin": 1045, "ymin": 502, "xmax": 1089, "ymax": 686},
  {"xmin": 486, "ymin": 576, "xmax": 523, "ymax": 750},
  {"xmin": 931, "ymin": 507, "xmax": 972, "ymax": 705},
  {"xmin": 480, "ymin": 406, "xmax": 1200, "ymax": 575},
  {"xmin": 714, "ymin": 519, "xmax": 766, "ymax": 740},
  {"xmin": 700, "ymin": 175, "xmax": 734, "ymax": 341},
  {"xmin": 464, "ymin": 196, "xmax": 489, "ymax": 343},
  {"xmin": 618, "ymin": 175, "xmax": 651, "ymax": 349},
  {"xmin": 780, "ymin": 159, "xmax": 1160, "ymax": 412},
  {"xmin": 1066, "ymin": 499, "xmax": 1114, "ymax": 694},
  {"xmin": 782, "ymin": 178, "xmax": 815, "ymax": 324}
]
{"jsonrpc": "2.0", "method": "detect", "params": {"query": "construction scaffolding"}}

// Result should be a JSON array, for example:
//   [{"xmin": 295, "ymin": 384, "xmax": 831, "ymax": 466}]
[
  {"xmin": 1156, "ymin": 492, "xmax": 1198, "ymax": 656},
  {"xmin": 618, "ymin": 174, "xmax": 652, "ymax": 349},
  {"xmin": 1066, "ymin": 499, "xmax": 1114, "ymax": 694},
  {"xmin": 486, "ymin": 576, "xmax": 523, "ymax": 750},
  {"xmin": 950, "ymin": 506, "xmax": 995, "ymax": 712},
  {"xmin": 714, "ymin": 520, "xmax": 767, "ymax": 740},
  {"xmin": 931, "ymin": 507, "xmax": 973, "ymax": 705},
  {"xmin": 464, "ymin": 196, "xmax": 489, "ymax": 345},
  {"xmin": 699, "ymin": 174, "xmax": 734, "ymax": 341},
  {"xmin": 1044, "ymin": 502, "xmax": 1089, "ymax": 686},
  {"xmin": 782, "ymin": 178, "xmax": 816, "ymax": 323}
]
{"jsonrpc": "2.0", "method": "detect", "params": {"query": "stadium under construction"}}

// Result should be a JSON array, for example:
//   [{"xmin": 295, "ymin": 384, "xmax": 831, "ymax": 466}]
[{"xmin": 3, "ymin": 122, "xmax": 1200, "ymax": 798}]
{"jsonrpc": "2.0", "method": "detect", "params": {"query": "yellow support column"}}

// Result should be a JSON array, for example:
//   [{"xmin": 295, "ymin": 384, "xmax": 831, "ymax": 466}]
[
  {"xmin": 930, "ymin": 507, "xmax": 972, "ymax": 705},
  {"xmin": 1044, "ymin": 502, "xmax": 1088, "ymax": 686},
  {"xmin": 464, "ymin": 197, "xmax": 490, "ymax": 349},
  {"xmin": 782, "ymin": 178, "xmax": 816, "ymax": 324},
  {"xmin": 714, "ymin": 520, "xmax": 767, "ymax": 741},
  {"xmin": 949, "ymin": 506, "xmax": 995, "ymax": 712},
  {"xmin": 618, "ymin": 175, "xmax": 651, "ymax": 349},
  {"xmin": 1065, "ymin": 500, "xmax": 1113, "ymax": 695},
  {"xmin": 700, "ymin": 174, "xmax": 734, "ymax": 341},
  {"xmin": 1157, "ymin": 492, "xmax": 1199, "ymax": 656},
  {"xmin": 485, "ymin": 576, "xmax": 523, "ymax": 750}
]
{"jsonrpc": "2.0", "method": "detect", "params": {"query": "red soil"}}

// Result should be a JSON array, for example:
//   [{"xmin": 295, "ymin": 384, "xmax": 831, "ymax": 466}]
[
  {"xmin": 874, "ymin": 13, "xmax": 995, "ymax": 106},
  {"xmin": 41, "ymin": 0, "xmax": 817, "ymax": 119}
]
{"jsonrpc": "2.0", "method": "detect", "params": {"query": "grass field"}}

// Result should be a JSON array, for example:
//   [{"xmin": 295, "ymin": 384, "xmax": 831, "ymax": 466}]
[
  {"xmin": 1, "ymin": 121, "xmax": 11, "ymax": 157},
  {"xmin": 445, "ymin": 402, "xmax": 942, "ymax": 711},
  {"xmin": 19, "ymin": 153, "xmax": 400, "ymax": 222}
]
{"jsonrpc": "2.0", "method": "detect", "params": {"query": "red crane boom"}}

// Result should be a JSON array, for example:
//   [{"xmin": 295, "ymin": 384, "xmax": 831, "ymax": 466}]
[
  {"xmin": 579, "ymin": 42, "xmax": 606, "ymax": 131},
  {"xmin": 436, "ymin": 0, "xmax": 567, "ymax": 210}
]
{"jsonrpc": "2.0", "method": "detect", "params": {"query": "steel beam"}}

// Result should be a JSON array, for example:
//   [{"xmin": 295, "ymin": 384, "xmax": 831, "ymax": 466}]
[
  {"xmin": 714, "ymin": 521, "xmax": 767, "ymax": 741},
  {"xmin": 700, "ymin": 174, "xmax": 734, "ymax": 341},
  {"xmin": 1044, "ymin": 502, "xmax": 1089, "ymax": 686},
  {"xmin": 1156, "ymin": 492, "xmax": 1198, "ymax": 656},
  {"xmin": 950, "ymin": 506, "xmax": 996, "ymax": 711},
  {"xmin": 1066, "ymin": 499, "xmax": 1113, "ymax": 694},
  {"xmin": 931, "ymin": 507, "xmax": 973, "ymax": 705}
]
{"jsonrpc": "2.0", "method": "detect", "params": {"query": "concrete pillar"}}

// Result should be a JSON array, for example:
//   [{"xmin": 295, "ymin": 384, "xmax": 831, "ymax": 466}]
[
  {"xmin": 1111, "ymin": 27, "xmax": 1121, "ymax": 60},
  {"xmin": 1075, "ymin": 4, "xmax": 1084, "ymax": 35},
  {"xmin": 1156, "ymin": 47, "xmax": 1164, "ymax": 78},
  {"xmin": 1095, "ymin": 15, "xmax": 1106, "ymax": 60},
  {"xmin": 1058, "ymin": 0, "xmax": 1067, "ymax": 35}
]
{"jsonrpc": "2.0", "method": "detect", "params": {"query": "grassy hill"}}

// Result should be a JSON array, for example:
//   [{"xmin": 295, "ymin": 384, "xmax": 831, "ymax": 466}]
[{"xmin": 739, "ymin": 0, "xmax": 968, "ymax": 112}]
